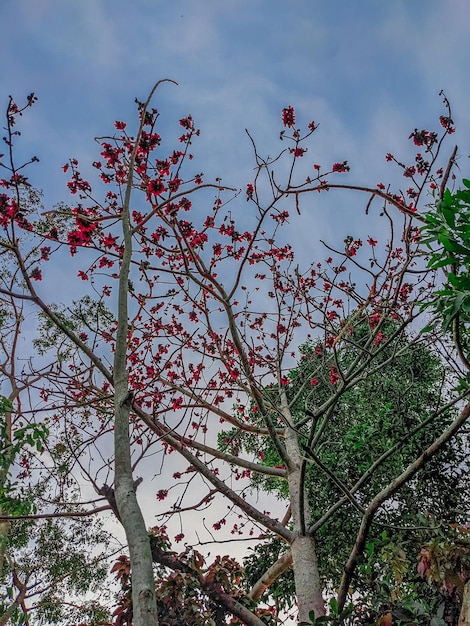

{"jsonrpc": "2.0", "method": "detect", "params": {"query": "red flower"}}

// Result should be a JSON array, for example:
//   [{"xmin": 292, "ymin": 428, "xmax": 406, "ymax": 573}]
[
  {"xmin": 282, "ymin": 106, "xmax": 296, "ymax": 128},
  {"xmin": 171, "ymin": 397, "xmax": 183, "ymax": 410},
  {"xmin": 147, "ymin": 178, "xmax": 166, "ymax": 198},
  {"xmin": 40, "ymin": 246, "xmax": 51, "ymax": 261},
  {"xmin": 30, "ymin": 267, "xmax": 42, "ymax": 281},
  {"xmin": 439, "ymin": 115, "xmax": 454, "ymax": 130},
  {"xmin": 114, "ymin": 121, "xmax": 127, "ymax": 130},
  {"xmin": 102, "ymin": 233, "xmax": 118, "ymax": 248},
  {"xmin": 156, "ymin": 489, "xmax": 168, "ymax": 501},
  {"xmin": 409, "ymin": 129, "xmax": 437, "ymax": 147},
  {"xmin": 168, "ymin": 177, "xmax": 182, "ymax": 193},
  {"xmin": 179, "ymin": 115, "xmax": 194, "ymax": 130},
  {"xmin": 332, "ymin": 161, "xmax": 350, "ymax": 173},
  {"xmin": 373, "ymin": 331, "xmax": 385, "ymax": 345},
  {"xmin": 329, "ymin": 365, "xmax": 339, "ymax": 385},
  {"xmin": 290, "ymin": 147, "xmax": 306, "ymax": 158}
]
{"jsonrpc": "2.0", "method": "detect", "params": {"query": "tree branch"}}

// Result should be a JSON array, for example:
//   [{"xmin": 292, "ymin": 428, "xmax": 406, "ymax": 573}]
[{"xmin": 337, "ymin": 401, "xmax": 470, "ymax": 611}]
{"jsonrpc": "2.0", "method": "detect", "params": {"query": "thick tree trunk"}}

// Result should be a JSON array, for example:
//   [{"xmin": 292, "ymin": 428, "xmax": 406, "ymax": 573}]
[
  {"xmin": 114, "ymin": 395, "xmax": 159, "ymax": 626},
  {"xmin": 459, "ymin": 580, "xmax": 470, "ymax": 626},
  {"xmin": 282, "ymin": 393, "xmax": 325, "ymax": 621}
]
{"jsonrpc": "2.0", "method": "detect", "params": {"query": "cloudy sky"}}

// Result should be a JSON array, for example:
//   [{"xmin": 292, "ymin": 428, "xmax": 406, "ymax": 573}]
[{"xmin": 2, "ymin": 0, "xmax": 469, "ymax": 208}]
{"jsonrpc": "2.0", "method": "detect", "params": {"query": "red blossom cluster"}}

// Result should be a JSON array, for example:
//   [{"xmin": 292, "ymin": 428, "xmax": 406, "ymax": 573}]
[{"xmin": 282, "ymin": 105, "xmax": 296, "ymax": 128}]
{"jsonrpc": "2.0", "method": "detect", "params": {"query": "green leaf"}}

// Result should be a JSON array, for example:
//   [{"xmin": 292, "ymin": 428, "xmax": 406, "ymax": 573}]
[
  {"xmin": 441, "ymin": 207, "xmax": 456, "ymax": 228},
  {"xmin": 438, "ymin": 234, "xmax": 470, "ymax": 255},
  {"xmin": 420, "ymin": 324, "xmax": 436, "ymax": 334},
  {"xmin": 329, "ymin": 597, "xmax": 338, "ymax": 615},
  {"xmin": 428, "ymin": 256, "xmax": 456, "ymax": 269}
]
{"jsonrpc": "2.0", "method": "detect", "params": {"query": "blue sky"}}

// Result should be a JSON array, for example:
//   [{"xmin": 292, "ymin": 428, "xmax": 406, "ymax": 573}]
[
  {"xmin": 1, "ymin": 0, "xmax": 468, "ymax": 301},
  {"xmin": 1, "ymin": 0, "xmax": 469, "ymax": 211}
]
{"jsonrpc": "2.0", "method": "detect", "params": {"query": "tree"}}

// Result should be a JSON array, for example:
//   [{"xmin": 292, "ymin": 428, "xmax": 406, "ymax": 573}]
[
  {"xmin": 0, "ymin": 85, "xmax": 468, "ymax": 625},
  {"xmin": 0, "ymin": 188, "xmax": 115, "ymax": 623},
  {"xmin": 238, "ymin": 322, "xmax": 469, "ymax": 623}
]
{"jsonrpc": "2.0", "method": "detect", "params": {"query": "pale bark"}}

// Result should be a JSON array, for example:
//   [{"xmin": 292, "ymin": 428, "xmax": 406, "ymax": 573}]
[
  {"xmin": 112, "ymin": 84, "xmax": 176, "ymax": 626},
  {"xmin": 0, "ymin": 516, "xmax": 9, "ymax": 582},
  {"xmin": 282, "ymin": 391, "xmax": 325, "ymax": 621},
  {"xmin": 248, "ymin": 550, "xmax": 293, "ymax": 601},
  {"xmin": 459, "ymin": 580, "xmax": 470, "ymax": 626}
]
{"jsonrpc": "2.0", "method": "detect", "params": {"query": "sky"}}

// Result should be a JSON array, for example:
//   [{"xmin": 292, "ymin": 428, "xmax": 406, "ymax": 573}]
[
  {"xmin": 2, "ymin": 0, "xmax": 469, "ymax": 206},
  {"xmin": 1, "ymin": 0, "xmax": 470, "ymax": 617},
  {"xmin": 1, "ymin": 0, "xmax": 469, "ymax": 359}
]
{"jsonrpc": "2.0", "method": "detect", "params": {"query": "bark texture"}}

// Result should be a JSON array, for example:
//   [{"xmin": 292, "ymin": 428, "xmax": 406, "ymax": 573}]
[
  {"xmin": 283, "ymin": 392, "xmax": 325, "ymax": 621},
  {"xmin": 111, "ymin": 84, "xmax": 170, "ymax": 626},
  {"xmin": 459, "ymin": 580, "xmax": 470, "ymax": 626}
]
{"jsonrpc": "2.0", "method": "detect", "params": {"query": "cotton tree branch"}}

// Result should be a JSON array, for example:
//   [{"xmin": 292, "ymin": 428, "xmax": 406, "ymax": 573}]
[
  {"xmin": 0, "ymin": 276, "xmax": 113, "ymax": 386},
  {"xmin": 0, "ymin": 569, "xmax": 28, "ymax": 626},
  {"xmin": 439, "ymin": 144, "xmax": 458, "ymax": 200},
  {"xmin": 248, "ymin": 550, "xmax": 293, "ymax": 601},
  {"xmin": 156, "ymin": 374, "xmax": 280, "ymax": 436},
  {"xmin": 337, "ymin": 401, "xmax": 470, "ymax": 611},
  {"xmin": 175, "ymin": 430, "xmax": 287, "ymax": 478},
  {"xmin": 113, "ymin": 80, "xmax": 177, "ymax": 626},
  {"xmin": 133, "ymin": 405, "xmax": 294, "ymax": 542},
  {"xmin": 0, "ymin": 505, "xmax": 112, "ymax": 521},
  {"xmin": 281, "ymin": 183, "xmax": 426, "ymax": 221}
]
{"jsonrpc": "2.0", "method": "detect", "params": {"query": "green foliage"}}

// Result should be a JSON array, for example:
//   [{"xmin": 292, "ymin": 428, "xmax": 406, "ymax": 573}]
[
  {"xmin": 5, "ymin": 515, "xmax": 112, "ymax": 625},
  {"xmin": 422, "ymin": 178, "xmax": 470, "ymax": 335},
  {"xmin": 33, "ymin": 295, "xmax": 115, "ymax": 359},
  {"xmin": 298, "ymin": 599, "xmax": 354, "ymax": 625},
  {"xmin": 0, "ymin": 396, "xmax": 49, "ymax": 515},
  {"xmin": 243, "ymin": 537, "xmax": 295, "ymax": 614},
  {"xmin": 235, "ymin": 318, "xmax": 468, "ymax": 618}
]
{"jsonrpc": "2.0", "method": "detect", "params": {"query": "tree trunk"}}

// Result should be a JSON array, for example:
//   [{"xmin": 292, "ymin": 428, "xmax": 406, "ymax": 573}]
[
  {"xmin": 282, "ymin": 392, "xmax": 325, "ymax": 621},
  {"xmin": 459, "ymin": 580, "xmax": 470, "ymax": 626},
  {"xmin": 112, "ymin": 96, "xmax": 160, "ymax": 625},
  {"xmin": 114, "ymin": 396, "xmax": 159, "ymax": 626}
]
